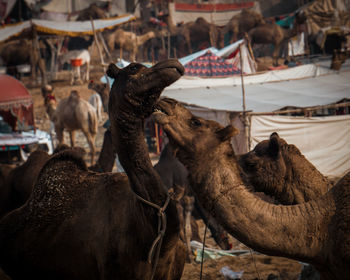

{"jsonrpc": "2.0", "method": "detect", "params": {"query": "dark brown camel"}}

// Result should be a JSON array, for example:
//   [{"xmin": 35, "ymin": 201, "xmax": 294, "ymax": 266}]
[
  {"xmin": 76, "ymin": 3, "xmax": 107, "ymax": 21},
  {"xmin": 238, "ymin": 132, "xmax": 331, "ymax": 205},
  {"xmin": 0, "ymin": 59, "xmax": 185, "ymax": 280},
  {"xmin": 153, "ymin": 97, "xmax": 350, "ymax": 280},
  {"xmin": 221, "ymin": 9, "xmax": 265, "ymax": 45},
  {"xmin": 160, "ymin": 14, "xmax": 220, "ymax": 54},
  {"xmin": 248, "ymin": 22, "xmax": 298, "ymax": 66},
  {"xmin": 0, "ymin": 146, "xmax": 86, "ymax": 219},
  {"xmin": 0, "ymin": 164, "xmax": 15, "ymax": 217}
]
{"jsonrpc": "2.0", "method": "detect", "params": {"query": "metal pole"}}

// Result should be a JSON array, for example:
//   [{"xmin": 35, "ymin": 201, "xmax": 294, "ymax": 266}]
[{"xmin": 239, "ymin": 43, "xmax": 250, "ymax": 152}]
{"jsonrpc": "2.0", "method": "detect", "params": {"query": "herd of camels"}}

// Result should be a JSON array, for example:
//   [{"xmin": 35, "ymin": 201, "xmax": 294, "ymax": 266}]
[
  {"xmin": 0, "ymin": 6, "xmax": 309, "ymax": 88},
  {"xmin": 0, "ymin": 4, "xmax": 349, "ymax": 280},
  {"xmin": 0, "ymin": 58, "xmax": 348, "ymax": 280}
]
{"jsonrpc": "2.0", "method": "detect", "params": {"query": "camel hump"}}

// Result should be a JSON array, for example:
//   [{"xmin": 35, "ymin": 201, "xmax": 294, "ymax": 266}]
[{"xmin": 38, "ymin": 149, "xmax": 88, "ymax": 180}]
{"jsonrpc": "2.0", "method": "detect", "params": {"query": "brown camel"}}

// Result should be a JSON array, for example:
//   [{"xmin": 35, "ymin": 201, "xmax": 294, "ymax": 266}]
[
  {"xmin": 238, "ymin": 132, "xmax": 331, "ymax": 205},
  {"xmin": 0, "ymin": 59, "xmax": 185, "ymax": 280},
  {"xmin": 221, "ymin": 9, "xmax": 265, "ymax": 45},
  {"xmin": 160, "ymin": 14, "xmax": 220, "ymax": 54},
  {"xmin": 248, "ymin": 22, "xmax": 299, "ymax": 66},
  {"xmin": 42, "ymin": 86, "xmax": 98, "ymax": 164},
  {"xmin": 106, "ymin": 29, "xmax": 156, "ymax": 61},
  {"xmin": 76, "ymin": 3, "xmax": 107, "ymax": 21},
  {"xmin": 153, "ymin": 97, "xmax": 350, "ymax": 280},
  {"xmin": 0, "ymin": 164, "xmax": 15, "ymax": 217},
  {"xmin": 0, "ymin": 39, "xmax": 47, "ymax": 86}
]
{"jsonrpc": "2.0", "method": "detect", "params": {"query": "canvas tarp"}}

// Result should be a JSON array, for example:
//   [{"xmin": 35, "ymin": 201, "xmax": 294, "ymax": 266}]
[
  {"xmin": 301, "ymin": 0, "xmax": 347, "ymax": 37},
  {"xmin": 0, "ymin": 14, "xmax": 135, "ymax": 41},
  {"xmin": 163, "ymin": 60, "xmax": 350, "ymax": 112},
  {"xmin": 250, "ymin": 114, "xmax": 350, "ymax": 179}
]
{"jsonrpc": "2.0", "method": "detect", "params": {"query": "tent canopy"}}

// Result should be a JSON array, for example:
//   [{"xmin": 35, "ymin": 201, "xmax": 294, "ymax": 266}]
[
  {"xmin": 163, "ymin": 60, "xmax": 350, "ymax": 113},
  {"xmin": 0, "ymin": 74, "xmax": 34, "ymax": 131},
  {"xmin": 0, "ymin": 14, "xmax": 135, "ymax": 41}
]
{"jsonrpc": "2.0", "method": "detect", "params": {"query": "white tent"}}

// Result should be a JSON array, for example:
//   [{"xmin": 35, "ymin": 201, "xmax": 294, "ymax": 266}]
[
  {"xmin": 162, "ymin": 60, "xmax": 350, "ymax": 179},
  {"xmin": 0, "ymin": 14, "xmax": 135, "ymax": 42}
]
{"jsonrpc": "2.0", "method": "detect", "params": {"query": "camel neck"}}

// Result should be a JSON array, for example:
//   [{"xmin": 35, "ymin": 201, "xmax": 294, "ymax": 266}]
[
  {"xmin": 114, "ymin": 115, "xmax": 167, "ymax": 205},
  {"xmin": 45, "ymin": 101, "xmax": 56, "ymax": 121},
  {"xmin": 186, "ymin": 145, "xmax": 335, "ymax": 263}
]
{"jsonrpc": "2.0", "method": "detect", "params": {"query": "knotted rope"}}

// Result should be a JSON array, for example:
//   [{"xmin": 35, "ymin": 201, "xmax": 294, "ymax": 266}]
[{"xmin": 134, "ymin": 192, "xmax": 171, "ymax": 280}]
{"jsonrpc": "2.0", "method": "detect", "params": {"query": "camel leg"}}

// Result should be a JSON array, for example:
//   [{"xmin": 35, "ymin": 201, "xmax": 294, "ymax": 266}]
[
  {"xmin": 86, "ymin": 62, "xmax": 90, "ymax": 82},
  {"xmin": 273, "ymin": 44, "xmax": 281, "ymax": 66},
  {"xmin": 55, "ymin": 126, "xmax": 64, "ymax": 145},
  {"xmin": 119, "ymin": 48, "xmax": 123, "ymax": 60},
  {"xmin": 69, "ymin": 131, "xmax": 76, "ymax": 147},
  {"xmin": 82, "ymin": 130, "xmax": 96, "ymax": 165}
]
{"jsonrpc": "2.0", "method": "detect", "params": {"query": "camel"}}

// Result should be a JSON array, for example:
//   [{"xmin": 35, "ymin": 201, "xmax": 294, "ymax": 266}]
[
  {"xmin": 153, "ymin": 97, "xmax": 350, "ymax": 280},
  {"xmin": 248, "ymin": 22, "xmax": 299, "ymax": 66},
  {"xmin": 238, "ymin": 132, "xmax": 331, "ymax": 205},
  {"xmin": 221, "ymin": 9, "xmax": 265, "ymax": 45},
  {"xmin": 59, "ymin": 49, "xmax": 91, "ymax": 85},
  {"xmin": 42, "ymin": 85, "xmax": 98, "ymax": 164},
  {"xmin": 0, "ymin": 39, "xmax": 47, "ymax": 86},
  {"xmin": 0, "ymin": 164, "xmax": 15, "ymax": 217},
  {"xmin": 106, "ymin": 29, "xmax": 156, "ymax": 61},
  {"xmin": 76, "ymin": 3, "xmax": 107, "ymax": 21},
  {"xmin": 0, "ymin": 59, "xmax": 186, "ymax": 280},
  {"xmin": 160, "ymin": 14, "xmax": 220, "ymax": 55}
]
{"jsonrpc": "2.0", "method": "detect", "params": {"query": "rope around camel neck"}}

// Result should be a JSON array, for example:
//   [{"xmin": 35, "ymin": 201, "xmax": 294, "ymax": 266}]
[{"xmin": 134, "ymin": 192, "xmax": 171, "ymax": 280}]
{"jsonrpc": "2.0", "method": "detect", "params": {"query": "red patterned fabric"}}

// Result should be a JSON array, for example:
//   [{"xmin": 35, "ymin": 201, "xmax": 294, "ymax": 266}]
[{"xmin": 185, "ymin": 50, "xmax": 241, "ymax": 77}]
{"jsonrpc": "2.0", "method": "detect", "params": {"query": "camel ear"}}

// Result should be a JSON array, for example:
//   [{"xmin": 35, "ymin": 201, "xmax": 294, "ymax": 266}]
[
  {"xmin": 216, "ymin": 125, "xmax": 239, "ymax": 142},
  {"xmin": 106, "ymin": 63, "xmax": 120, "ymax": 78},
  {"xmin": 268, "ymin": 133, "xmax": 280, "ymax": 158}
]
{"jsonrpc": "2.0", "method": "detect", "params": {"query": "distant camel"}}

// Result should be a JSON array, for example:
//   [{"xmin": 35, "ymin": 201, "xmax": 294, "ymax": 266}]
[
  {"xmin": 59, "ymin": 49, "xmax": 91, "ymax": 85},
  {"xmin": 248, "ymin": 22, "xmax": 299, "ymax": 66},
  {"xmin": 221, "ymin": 9, "xmax": 265, "ymax": 45},
  {"xmin": 88, "ymin": 80, "xmax": 109, "ymax": 112},
  {"xmin": 160, "ymin": 14, "xmax": 220, "ymax": 54},
  {"xmin": 42, "ymin": 85, "xmax": 98, "ymax": 164},
  {"xmin": 106, "ymin": 29, "xmax": 155, "ymax": 61}
]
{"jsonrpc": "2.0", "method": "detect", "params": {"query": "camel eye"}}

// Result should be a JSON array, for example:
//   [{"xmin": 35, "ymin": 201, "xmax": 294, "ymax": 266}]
[{"xmin": 190, "ymin": 118, "xmax": 201, "ymax": 127}]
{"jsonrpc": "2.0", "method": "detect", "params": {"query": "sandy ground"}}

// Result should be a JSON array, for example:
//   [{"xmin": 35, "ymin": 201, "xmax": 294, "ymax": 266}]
[{"xmin": 19, "ymin": 66, "xmax": 305, "ymax": 280}]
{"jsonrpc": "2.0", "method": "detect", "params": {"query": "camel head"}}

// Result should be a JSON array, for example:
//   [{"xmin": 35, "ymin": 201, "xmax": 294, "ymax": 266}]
[
  {"xmin": 107, "ymin": 59, "xmax": 184, "ymax": 119},
  {"xmin": 237, "ymin": 132, "xmax": 330, "ymax": 204},
  {"xmin": 238, "ymin": 132, "xmax": 288, "ymax": 196},
  {"xmin": 153, "ymin": 98, "xmax": 239, "ymax": 166}
]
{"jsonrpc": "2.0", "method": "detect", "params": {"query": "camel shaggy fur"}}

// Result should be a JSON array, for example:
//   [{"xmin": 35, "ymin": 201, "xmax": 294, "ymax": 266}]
[
  {"xmin": 0, "ymin": 59, "xmax": 186, "ymax": 280},
  {"xmin": 153, "ymin": 97, "xmax": 350, "ymax": 280},
  {"xmin": 238, "ymin": 132, "xmax": 331, "ymax": 205},
  {"xmin": 106, "ymin": 29, "xmax": 156, "ymax": 61},
  {"xmin": 42, "ymin": 86, "xmax": 98, "ymax": 164}
]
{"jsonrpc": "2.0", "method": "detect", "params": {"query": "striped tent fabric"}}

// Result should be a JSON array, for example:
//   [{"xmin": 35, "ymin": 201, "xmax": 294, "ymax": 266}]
[{"xmin": 184, "ymin": 50, "xmax": 241, "ymax": 77}]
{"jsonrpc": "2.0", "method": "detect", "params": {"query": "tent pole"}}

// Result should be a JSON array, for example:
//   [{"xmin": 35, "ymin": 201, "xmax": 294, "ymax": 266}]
[
  {"xmin": 239, "ymin": 42, "xmax": 250, "ymax": 152},
  {"xmin": 90, "ymin": 18, "xmax": 111, "ymax": 90}
]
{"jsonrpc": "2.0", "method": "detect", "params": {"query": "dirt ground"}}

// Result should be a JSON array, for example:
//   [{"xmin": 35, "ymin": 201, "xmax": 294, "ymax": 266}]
[{"xmin": 21, "ymin": 66, "xmax": 304, "ymax": 280}]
